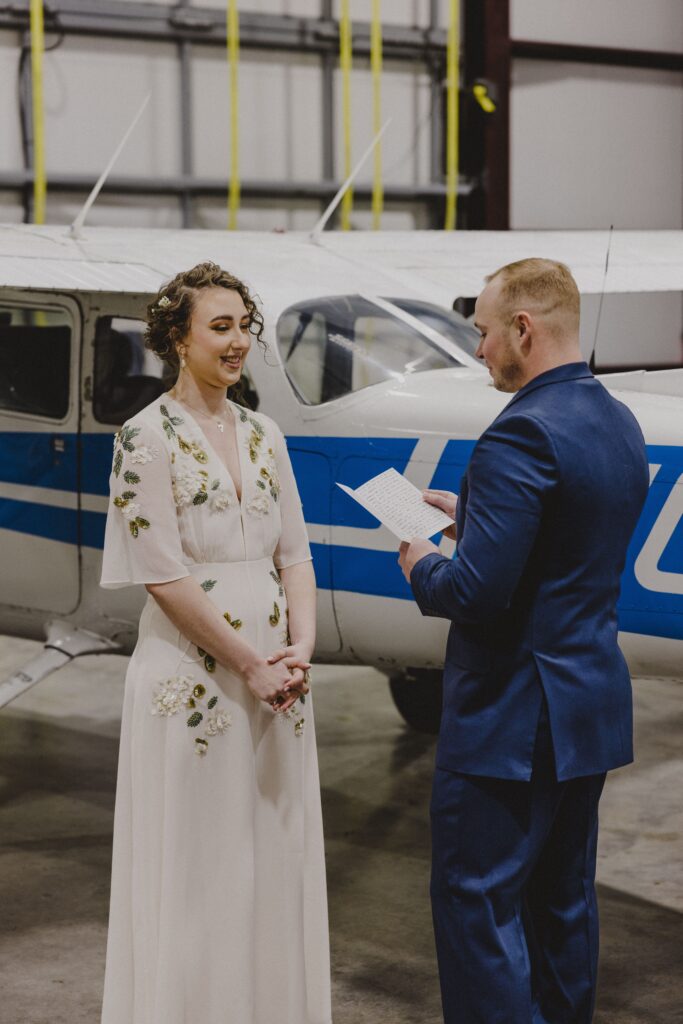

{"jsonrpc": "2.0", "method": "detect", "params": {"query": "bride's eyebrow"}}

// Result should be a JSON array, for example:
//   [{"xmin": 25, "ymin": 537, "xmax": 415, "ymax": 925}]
[{"xmin": 209, "ymin": 314, "xmax": 250, "ymax": 323}]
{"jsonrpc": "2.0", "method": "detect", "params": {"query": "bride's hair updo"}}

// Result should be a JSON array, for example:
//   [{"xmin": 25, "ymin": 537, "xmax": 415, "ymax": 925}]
[{"xmin": 144, "ymin": 262, "xmax": 266, "ymax": 398}]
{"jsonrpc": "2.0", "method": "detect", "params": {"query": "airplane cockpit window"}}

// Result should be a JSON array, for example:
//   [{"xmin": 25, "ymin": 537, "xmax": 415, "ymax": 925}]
[
  {"xmin": 277, "ymin": 295, "xmax": 460, "ymax": 405},
  {"xmin": 387, "ymin": 297, "xmax": 481, "ymax": 359},
  {"xmin": 0, "ymin": 305, "xmax": 71, "ymax": 419},
  {"xmin": 93, "ymin": 317, "xmax": 169, "ymax": 425}
]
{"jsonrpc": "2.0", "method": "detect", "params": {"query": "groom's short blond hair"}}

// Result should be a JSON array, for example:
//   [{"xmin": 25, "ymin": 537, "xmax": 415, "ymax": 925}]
[{"xmin": 486, "ymin": 258, "xmax": 580, "ymax": 336}]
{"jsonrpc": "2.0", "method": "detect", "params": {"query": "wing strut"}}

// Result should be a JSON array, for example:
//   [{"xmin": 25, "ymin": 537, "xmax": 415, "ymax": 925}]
[{"xmin": 0, "ymin": 619, "xmax": 121, "ymax": 710}]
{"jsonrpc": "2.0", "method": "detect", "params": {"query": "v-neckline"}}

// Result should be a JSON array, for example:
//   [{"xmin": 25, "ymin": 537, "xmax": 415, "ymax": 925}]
[{"xmin": 166, "ymin": 395, "xmax": 245, "ymax": 506}]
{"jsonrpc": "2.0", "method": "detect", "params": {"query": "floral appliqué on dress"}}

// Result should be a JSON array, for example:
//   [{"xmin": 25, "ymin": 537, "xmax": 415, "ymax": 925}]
[
  {"xmin": 151, "ymin": 675, "xmax": 232, "ymax": 756},
  {"xmin": 112, "ymin": 425, "xmax": 158, "ymax": 537},
  {"xmin": 162, "ymin": 404, "xmax": 231, "ymax": 512},
  {"xmin": 241, "ymin": 411, "xmax": 281, "ymax": 518},
  {"xmin": 160, "ymin": 404, "xmax": 209, "ymax": 465}
]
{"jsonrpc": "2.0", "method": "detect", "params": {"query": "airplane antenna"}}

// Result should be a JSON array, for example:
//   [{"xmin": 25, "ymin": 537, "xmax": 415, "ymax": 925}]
[
  {"xmin": 311, "ymin": 118, "xmax": 392, "ymax": 242},
  {"xmin": 587, "ymin": 223, "xmax": 613, "ymax": 371},
  {"xmin": 69, "ymin": 94, "xmax": 151, "ymax": 239}
]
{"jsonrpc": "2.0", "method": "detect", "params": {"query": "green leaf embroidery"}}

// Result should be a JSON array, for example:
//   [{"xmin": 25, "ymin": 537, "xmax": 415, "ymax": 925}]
[
  {"xmin": 197, "ymin": 646, "xmax": 206, "ymax": 657},
  {"xmin": 162, "ymin": 420, "xmax": 176, "ymax": 439},
  {"xmin": 269, "ymin": 570, "xmax": 284, "ymax": 597},
  {"xmin": 208, "ymin": 696, "xmax": 218, "ymax": 710},
  {"xmin": 123, "ymin": 470, "xmax": 140, "ymax": 484},
  {"xmin": 121, "ymin": 490, "xmax": 137, "ymax": 500},
  {"xmin": 121, "ymin": 426, "xmax": 140, "ymax": 445},
  {"xmin": 211, "ymin": 479, "xmax": 220, "ymax": 490},
  {"xmin": 201, "ymin": 579, "xmax": 217, "ymax": 592},
  {"xmin": 187, "ymin": 711, "xmax": 203, "ymax": 728},
  {"xmin": 269, "ymin": 602, "xmax": 280, "ymax": 627},
  {"xmin": 204, "ymin": 654, "xmax": 216, "ymax": 673},
  {"xmin": 113, "ymin": 496, "xmax": 128, "ymax": 508},
  {"xmin": 113, "ymin": 449, "xmax": 123, "ymax": 477},
  {"xmin": 160, "ymin": 403, "xmax": 184, "ymax": 427},
  {"xmin": 193, "ymin": 491, "xmax": 208, "ymax": 505},
  {"xmin": 127, "ymin": 517, "xmax": 149, "ymax": 538},
  {"xmin": 256, "ymin": 479, "xmax": 266, "ymax": 490}
]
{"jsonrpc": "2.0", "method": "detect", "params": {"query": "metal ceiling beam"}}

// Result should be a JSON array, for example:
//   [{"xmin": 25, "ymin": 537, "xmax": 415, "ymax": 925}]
[
  {"xmin": 0, "ymin": 170, "xmax": 474, "ymax": 203},
  {"xmin": 0, "ymin": 1, "xmax": 448, "ymax": 56},
  {"xmin": 512, "ymin": 39, "xmax": 683, "ymax": 73}
]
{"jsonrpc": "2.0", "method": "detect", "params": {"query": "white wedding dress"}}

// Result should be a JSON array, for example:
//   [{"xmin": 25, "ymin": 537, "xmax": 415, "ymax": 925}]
[{"xmin": 100, "ymin": 395, "xmax": 331, "ymax": 1024}]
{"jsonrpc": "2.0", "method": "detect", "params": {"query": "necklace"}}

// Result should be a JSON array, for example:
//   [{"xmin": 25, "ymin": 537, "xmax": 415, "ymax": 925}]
[{"xmin": 169, "ymin": 391, "xmax": 229, "ymax": 433}]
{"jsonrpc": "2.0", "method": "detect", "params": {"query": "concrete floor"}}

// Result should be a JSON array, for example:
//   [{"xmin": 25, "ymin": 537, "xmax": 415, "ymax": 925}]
[{"xmin": 0, "ymin": 637, "xmax": 681, "ymax": 1024}]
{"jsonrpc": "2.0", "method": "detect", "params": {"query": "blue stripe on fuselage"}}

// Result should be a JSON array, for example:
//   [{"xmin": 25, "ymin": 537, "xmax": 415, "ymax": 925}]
[
  {"xmin": 0, "ymin": 431, "xmax": 78, "ymax": 491},
  {"xmin": 1, "ymin": 431, "xmax": 682, "ymax": 642}
]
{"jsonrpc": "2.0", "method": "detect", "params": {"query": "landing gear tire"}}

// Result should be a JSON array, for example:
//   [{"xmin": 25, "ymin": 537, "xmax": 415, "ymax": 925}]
[{"xmin": 389, "ymin": 669, "xmax": 443, "ymax": 734}]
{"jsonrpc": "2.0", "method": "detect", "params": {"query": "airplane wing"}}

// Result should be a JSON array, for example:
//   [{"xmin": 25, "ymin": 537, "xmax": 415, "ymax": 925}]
[
  {"xmin": 1, "ymin": 227, "xmax": 682, "ymax": 311},
  {"xmin": 318, "ymin": 229, "xmax": 683, "ymax": 307}
]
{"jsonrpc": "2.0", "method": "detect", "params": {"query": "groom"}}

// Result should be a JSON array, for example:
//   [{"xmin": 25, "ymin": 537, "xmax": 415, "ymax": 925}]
[{"xmin": 398, "ymin": 259, "xmax": 649, "ymax": 1024}]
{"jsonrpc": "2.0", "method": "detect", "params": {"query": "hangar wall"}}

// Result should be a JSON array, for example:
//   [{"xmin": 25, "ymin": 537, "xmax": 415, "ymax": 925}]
[
  {"xmin": 1, "ymin": 0, "xmax": 681, "ymax": 234},
  {"xmin": 509, "ymin": 0, "xmax": 683, "ymax": 230},
  {"xmin": 0, "ymin": 0, "xmax": 445, "ymax": 229},
  {"xmin": 508, "ymin": 0, "xmax": 683, "ymax": 367},
  {"xmin": 0, "ymin": 0, "xmax": 681, "ymax": 364}
]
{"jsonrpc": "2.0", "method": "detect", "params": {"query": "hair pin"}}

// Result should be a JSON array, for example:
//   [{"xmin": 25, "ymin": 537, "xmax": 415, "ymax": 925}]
[{"xmin": 157, "ymin": 295, "xmax": 171, "ymax": 309}]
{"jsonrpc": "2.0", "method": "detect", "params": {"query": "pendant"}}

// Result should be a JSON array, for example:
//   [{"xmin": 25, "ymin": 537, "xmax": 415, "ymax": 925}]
[{"xmin": 216, "ymin": 422, "xmax": 224, "ymax": 433}]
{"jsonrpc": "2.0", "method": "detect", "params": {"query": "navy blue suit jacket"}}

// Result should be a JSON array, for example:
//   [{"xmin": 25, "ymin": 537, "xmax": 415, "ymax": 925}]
[{"xmin": 410, "ymin": 362, "xmax": 649, "ymax": 782}]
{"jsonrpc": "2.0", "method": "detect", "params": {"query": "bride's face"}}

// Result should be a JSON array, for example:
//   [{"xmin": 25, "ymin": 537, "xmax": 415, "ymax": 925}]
[{"xmin": 179, "ymin": 286, "xmax": 252, "ymax": 389}]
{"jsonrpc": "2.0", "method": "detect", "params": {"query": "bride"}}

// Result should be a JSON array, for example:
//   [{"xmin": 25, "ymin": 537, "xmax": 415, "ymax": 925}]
[{"xmin": 100, "ymin": 261, "xmax": 331, "ymax": 1024}]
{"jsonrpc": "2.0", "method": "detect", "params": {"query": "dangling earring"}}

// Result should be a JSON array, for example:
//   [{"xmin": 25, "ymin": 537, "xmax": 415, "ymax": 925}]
[{"xmin": 180, "ymin": 354, "xmax": 186, "ymax": 369}]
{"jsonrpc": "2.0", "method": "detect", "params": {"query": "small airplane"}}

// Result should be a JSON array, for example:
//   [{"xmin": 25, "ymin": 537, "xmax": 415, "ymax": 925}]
[{"xmin": 1, "ymin": 222, "xmax": 682, "ymax": 731}]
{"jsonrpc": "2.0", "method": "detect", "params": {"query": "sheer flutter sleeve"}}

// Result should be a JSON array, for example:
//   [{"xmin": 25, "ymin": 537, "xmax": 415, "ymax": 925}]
[
  {"xmin": 100, "ymin": 417, "xmax": 190, "ymax": 589},
  {"xmin": 271, "ymin": 423, "xmax": 313, "ymax": 570}
]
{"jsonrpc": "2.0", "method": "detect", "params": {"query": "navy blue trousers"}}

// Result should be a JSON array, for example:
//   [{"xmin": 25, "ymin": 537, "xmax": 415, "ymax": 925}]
[{"xmin": 430, "ymin": 712, "xmax": 606, "ymax": 1024}]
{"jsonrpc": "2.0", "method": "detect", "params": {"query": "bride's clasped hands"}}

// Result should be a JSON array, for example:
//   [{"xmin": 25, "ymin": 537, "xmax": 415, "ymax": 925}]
[{"xmin": 266, "ymin": 641, "xmax": 312, "ymax": 712}]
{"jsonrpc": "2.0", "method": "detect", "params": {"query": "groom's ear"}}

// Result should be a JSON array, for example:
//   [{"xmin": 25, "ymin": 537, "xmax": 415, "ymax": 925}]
[{"xmin": 514, "ymin": 311, "xmax": 533, "ymax": 354}]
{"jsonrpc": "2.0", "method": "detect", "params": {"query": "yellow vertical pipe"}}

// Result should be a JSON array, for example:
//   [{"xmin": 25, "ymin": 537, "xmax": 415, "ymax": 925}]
[
  {"xmin": 226, "ymin": 0, "xmax": 240, "ymax": 230},
  {"xmin": 444, "ymin": 0, "xmax": 459, "ymax": 231},
  {"xmin": 339, "ymin": 0, "xmax": 353, "ymax": 231},
  {"xmin": 370, "ymin": 0, "xmax": 383, "ymax": 230},
  {"xmin": 29, "ymin": 0, "xmax": 46, "ymax": 224}
]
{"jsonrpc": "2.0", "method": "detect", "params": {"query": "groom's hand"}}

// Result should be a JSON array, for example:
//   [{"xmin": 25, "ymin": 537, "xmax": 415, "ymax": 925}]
[
  {"xmin": 398, "ymin": 537, "xmax": 440, "ymax": 583},
  {"xmin": 422, "ymin": 488, "xmax": 458, "ymax": 541}
]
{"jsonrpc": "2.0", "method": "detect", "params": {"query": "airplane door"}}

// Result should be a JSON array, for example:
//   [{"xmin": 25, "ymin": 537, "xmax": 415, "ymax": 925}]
[{"xmin": 0, "ymin": 291, "xmax": 82, "ymax": 614}]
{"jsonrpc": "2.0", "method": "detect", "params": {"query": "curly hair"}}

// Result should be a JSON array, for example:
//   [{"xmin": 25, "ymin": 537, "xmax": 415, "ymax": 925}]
[{"xmin": 144, "ymin": 262, "xmax": 266, "ymax": 404}]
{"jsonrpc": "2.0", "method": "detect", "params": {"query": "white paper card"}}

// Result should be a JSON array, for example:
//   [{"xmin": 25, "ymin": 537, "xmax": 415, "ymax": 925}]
[{"xmin": 336, "ymin": 467, "xmax": 455, "ymax": 541}]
